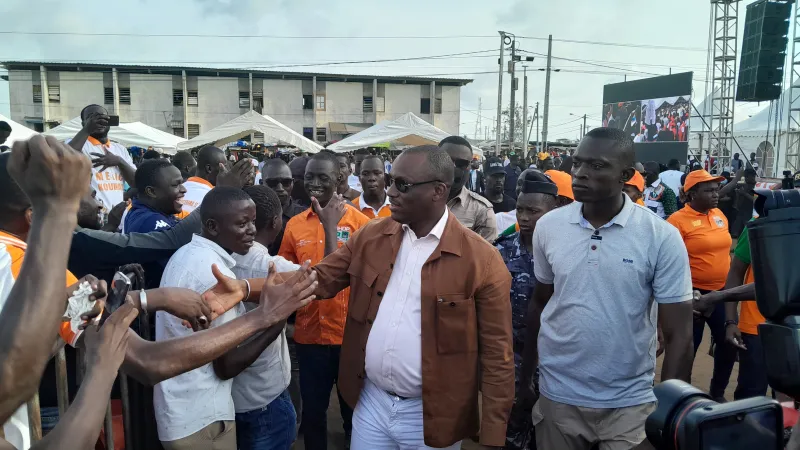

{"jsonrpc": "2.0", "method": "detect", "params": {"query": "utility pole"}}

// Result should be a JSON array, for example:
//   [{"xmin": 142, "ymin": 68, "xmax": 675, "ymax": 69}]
[
  {"xmin": 535, "ymin": 102, "xmax": 540, "ymax": 152},
  {"xmin": 582, "ymin": 114, "xmax": 587, "ymax": 138},
  {"xmin": 496, "ymin": 32, "xmax": 507, "ymax": 155},
  {"xmin": 474, "ymin": 97, "xmax": 482, "ymax": 140},
  {"xmin": 522, "ymin": 66, "xmax": 528, "ymax": 155},
  {"xmin": 541, "ymin": 34, "xmax": 553, "ymax": 153},
  {"xmin": 508, "ymin": 38, "xmax": 517, "ymax": 149}
]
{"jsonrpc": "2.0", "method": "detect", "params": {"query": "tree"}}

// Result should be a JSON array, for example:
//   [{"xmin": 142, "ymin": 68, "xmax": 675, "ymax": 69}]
[{"xmin": 500, "ymin": 103, "xmax": 533, "ymax": 145}]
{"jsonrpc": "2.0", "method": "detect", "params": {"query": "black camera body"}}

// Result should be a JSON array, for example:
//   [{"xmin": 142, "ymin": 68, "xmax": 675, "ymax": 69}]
[{"xmin": 646, "ymin": 189, "xmax": 800, "ymax": 449}]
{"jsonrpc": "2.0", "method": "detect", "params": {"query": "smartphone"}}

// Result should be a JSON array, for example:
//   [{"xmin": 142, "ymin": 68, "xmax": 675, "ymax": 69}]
[
  {"xmin": 106, "ymin": 271, "xmax": 131, "ymax": 314},
  {"xmin": 107, "ymin": 115, "xmax": 120, "ymax": 127}
]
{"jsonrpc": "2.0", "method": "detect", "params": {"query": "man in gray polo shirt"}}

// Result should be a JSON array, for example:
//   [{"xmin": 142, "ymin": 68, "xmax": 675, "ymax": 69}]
[{"xmin": 522, "ymin": 127, "xmax": 694, "ymax": 450}]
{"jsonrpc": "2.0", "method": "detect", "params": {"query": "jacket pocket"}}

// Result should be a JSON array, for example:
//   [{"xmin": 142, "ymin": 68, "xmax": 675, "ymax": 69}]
[
  {"xmin": 436, "ymin": 296, "xmax": 478, "ymax": 354},
  {"xmin": 346, "ymin": 263, "xmax": 378, "ymax": 323}
]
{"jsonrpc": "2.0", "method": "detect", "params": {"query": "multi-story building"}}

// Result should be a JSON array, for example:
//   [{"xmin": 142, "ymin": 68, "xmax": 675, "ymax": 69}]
[{"xmin": 1, "ymin": 62, "xmax": 471, "ymax": 143}]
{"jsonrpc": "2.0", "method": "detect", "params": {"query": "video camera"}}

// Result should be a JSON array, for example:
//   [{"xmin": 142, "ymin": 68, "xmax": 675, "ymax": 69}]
[{"xmin": 645, "ymin": 188, "xmax": 800, "ymax": 449}]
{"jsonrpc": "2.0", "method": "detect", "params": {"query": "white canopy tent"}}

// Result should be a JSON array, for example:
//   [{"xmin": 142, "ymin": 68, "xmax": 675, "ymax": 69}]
[
  {"xmin": 176, "ymin": 110, "xmax": 322, "ymax": 154},
  {"xmin": 327, "ymin": 112, "xmax": 481, "ymax": 156},
  {"xmin": 0, "ymin": 113, "xmax": 38, "ymax": 146},
  {"xmin": 43, "ymin": 117, "xmax": 186, "ymax": 154}
]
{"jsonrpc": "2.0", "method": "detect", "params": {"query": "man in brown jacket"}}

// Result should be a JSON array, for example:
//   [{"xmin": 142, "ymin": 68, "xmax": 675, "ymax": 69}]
[{"xmin": 311, "ymin": 145, "xmax": 514, "ymax": 449}]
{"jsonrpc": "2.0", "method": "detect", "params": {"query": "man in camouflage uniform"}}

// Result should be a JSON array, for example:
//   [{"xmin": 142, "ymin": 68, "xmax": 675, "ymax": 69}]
[{"xmin": 495, "ymin": 171, "xmax": 561, "ymax": 450}]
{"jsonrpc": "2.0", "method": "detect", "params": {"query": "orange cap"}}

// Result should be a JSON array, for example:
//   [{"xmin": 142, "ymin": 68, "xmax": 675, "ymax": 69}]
[
  {"xmin": 684, "ymin": 169, "xmax": 725, "ymax": 192},
  {"xmin": 545, "ymin": 170, "xmax": 574, "ymax": 200},
  {"xmin": 625, "ymin": 171, "xmax": 645, "ymax": 192}
]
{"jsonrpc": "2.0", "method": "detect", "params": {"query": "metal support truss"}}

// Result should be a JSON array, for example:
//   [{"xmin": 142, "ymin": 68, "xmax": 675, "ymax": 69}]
[{"xmin": 707, "ymin": 0, "xmax": 740, "ymax": 172}]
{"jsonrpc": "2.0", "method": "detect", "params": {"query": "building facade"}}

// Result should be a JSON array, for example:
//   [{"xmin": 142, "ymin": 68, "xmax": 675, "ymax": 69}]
[{"xmin": 2, "ymin": 62, "xmax": 470, "ymax": 142}]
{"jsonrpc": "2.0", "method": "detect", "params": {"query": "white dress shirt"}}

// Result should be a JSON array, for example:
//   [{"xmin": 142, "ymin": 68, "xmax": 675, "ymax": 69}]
[
  {"xmin": 226, "ymin": 242, "xmax": 299, "ymax": 413},
  {"xmin": 364, "ymin": 208, "xmax": 449, "ymax": 398},
  {"xmin": 154, "ymin": 235, "xmax": 240, "ymax": 442}
]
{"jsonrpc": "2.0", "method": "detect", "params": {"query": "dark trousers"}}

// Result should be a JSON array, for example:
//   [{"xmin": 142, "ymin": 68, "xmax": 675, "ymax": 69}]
[
  {"xmin": 735, "ymin": 333, "xmax": 769, "ymax": 399},
  {"xmin": 295, "ymin": 343, "xmax": 353, "ymax": 450},
  {"xmin": 692, "ymin": 300, "xmax": 737, "ymax": 399}
]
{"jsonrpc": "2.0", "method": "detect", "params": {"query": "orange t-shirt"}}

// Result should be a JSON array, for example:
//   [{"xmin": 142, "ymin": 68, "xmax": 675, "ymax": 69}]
[
  {"xmin": 0, "ymin": 231, "xmax": 80, "ymax": 346},
  {"xmin": 278, "ymin": 204, "xmax": 370, "ymax": 345},
  {"xmin": 667, "ymin": 205, "xmax": 732, "ymax": 290},
  {"xmin": 352, "ymin": 195, "xmax": 391, "ymax": 219}
]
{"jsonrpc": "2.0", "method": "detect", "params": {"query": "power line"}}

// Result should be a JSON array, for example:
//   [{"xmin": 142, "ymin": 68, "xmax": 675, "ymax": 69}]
[{"xmin": 0, "ymin": 30, "xmax": 707, "ymax": 52}]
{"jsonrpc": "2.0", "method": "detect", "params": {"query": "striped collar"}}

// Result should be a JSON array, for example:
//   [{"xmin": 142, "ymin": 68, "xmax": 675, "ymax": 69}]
[{"xmin": 0, "ymin": 230, "xmax": 26, "ymax": 250}]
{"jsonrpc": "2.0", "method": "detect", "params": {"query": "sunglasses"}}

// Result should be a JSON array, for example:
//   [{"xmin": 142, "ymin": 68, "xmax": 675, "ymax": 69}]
[
  {"xmin": 391, "ymin": 179, "xmax": 442, "ymax": 193},
  {"xmin": 453, "ymin": 158, "xmax": 471, "ymax": 169},
  {"xmin": 263, "ymin": 178, "xmax": 293, "ymax": 188}
]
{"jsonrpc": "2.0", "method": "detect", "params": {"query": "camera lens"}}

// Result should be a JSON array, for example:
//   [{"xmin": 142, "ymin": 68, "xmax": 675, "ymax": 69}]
[{"xmin": 646, "ymin": 380, "xmax": 715, "ymax": 449}]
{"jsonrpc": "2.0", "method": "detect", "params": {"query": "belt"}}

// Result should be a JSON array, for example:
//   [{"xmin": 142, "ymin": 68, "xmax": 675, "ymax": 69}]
[{"xmin": 385, "ymin": 390, "xmax": 409, "ymax": 401}]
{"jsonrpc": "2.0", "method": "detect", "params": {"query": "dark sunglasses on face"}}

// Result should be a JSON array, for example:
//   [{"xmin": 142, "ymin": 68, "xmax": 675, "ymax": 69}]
[
  {"xmin": 264, "ymin": 178, "xmax": 293, "ymax": 188},
  {"xmin": 452, "ymin": 159, "xmax": 471, "ymax": 169},
  {"xmin": 391, "ymin": 178, "xmax": 441, "ymax": 194}
]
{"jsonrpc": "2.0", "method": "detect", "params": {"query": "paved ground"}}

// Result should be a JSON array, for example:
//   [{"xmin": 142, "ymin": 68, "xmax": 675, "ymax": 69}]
[{"xmin": 292, "ymin": 327, "xmax": 735, "ymax": 449}]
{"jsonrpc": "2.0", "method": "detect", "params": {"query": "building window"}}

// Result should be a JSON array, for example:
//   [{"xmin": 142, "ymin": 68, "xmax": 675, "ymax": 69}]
[
  {"xmin": 363, "ymin": 96, "xmax": 373, "ymax": 113},
  {"xmin": 253, "ymin": 90, "xmax": 263, "ymax": 113},
  {"xmin": 172, "ymin": 128, "xmax": 184, "ymax": 138},
  {"xmin": 48, "ymin": 86, "xmax": 60, "ymax": 103},
  {"xmin": 104, "ymin": 88, "xmax": 114, "ymax": 105},
  {"xmin": 302, "ymin": 95, "xmax": 313, "ymax": 110},
  {"xmin": 187, "ymin": 90, "xmax": 199, "ymax": 107},
  {"xmin": 253, "ymin": 132, "xmax": 264, "ymax": 142},
  {"xmin": 316, "ymin": 95, "xmax": 326, "ymax": 111},
  {"xmin": 434, "ymin": 98, "xmax": 442, "ymax": 114},
  {"xmin": 239, "ymin": 91, "xmax": 250, "ymax": 109},
  {"xmin": 173, "ymin": 89, "xmax": 183, "ymax": 106},
  {"xmin": 420, "ymin": 98, "xmax": 431, "ymax": 114},
  {"xmin": 32, "ymin": 85, "xmax": 42, "ymax": 103},
  {"xmin": 119, "ymin": 88, "xmax": 131, "ymax": 105},
  {"xmin": 187, "ymin": 124, "xmax": 200, "ymax": 139},
  {"xmin": 316, "ymin": 127, "xmax": 327, "ymax": 142}
]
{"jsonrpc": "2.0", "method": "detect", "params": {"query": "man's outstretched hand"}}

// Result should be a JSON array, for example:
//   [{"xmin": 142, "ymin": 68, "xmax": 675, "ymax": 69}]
[
  {"xmin": 216, "ymin": 160, "xmax": 255, "ymax": 189},
  {"xmin": 257, "ymin": 261, "xmax": 317, "ymax": 324},
  {"xmin": 8, "ymin": 135, "xmax": 91, "ymax": 212},
  {"xmin": 202, "ymin": 264, "xmax": 249, "ymax": 320}
]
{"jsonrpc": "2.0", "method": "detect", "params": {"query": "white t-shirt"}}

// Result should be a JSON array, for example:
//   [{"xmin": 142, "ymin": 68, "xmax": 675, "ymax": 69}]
[
  {"xmin": 180, "ymin": 177, "xmax": 213, "ymax": 214},
  {"xmin": 347, "ymin": 174, "xmax": 362, "ymax": 192},
  {"xmin": 154, "ymin": 235, "xmax": 240, "ymax": 442},
  {"xmin": 495, "ymin": 210, "xmax": 517, "ymax": 235},
  {"xmin": 227, "ymin": 242, "xmax": 299, "ymax": 413},
  {"xmin": 659, "ymin": 170, "xmax": 683, "ymax": 197},
  {"xmin": 70, "ymin": 137, "xmax": 135, "ymax": 215},
  {"xmin": 0, "ymin": 246, "xmax": 29, "ymax": 450}
]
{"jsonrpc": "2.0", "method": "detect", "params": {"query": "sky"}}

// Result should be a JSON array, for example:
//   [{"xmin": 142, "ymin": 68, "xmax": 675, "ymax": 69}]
[{"xmin": 0, "ymin": 0, "xmax": 771, "ymax": 141}]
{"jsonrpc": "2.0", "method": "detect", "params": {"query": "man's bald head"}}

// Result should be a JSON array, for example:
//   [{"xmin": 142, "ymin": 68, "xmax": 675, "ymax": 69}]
[{"xmin": 196, "ymin": 146, "xmax": 227, "ymax": 185}]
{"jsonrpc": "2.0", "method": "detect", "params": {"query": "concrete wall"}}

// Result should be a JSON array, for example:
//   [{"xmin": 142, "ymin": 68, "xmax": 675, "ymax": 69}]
[
  {"xmin": 188, "ymin": 77, "xmax": 239, "ymax": 133},
  {"xmin": 8, "ymin": 70, "xmax": 38, "ymax": 126},
  {"xmin": 123, "ymin": 73, "xmax": 173, "ymax": 132},
  {"xmin": 261, "ymin": 79, "xmax": 306, "ymax": 132},
  {"xmin": 320, "ymin": 81, "xmax": 366, "ymax": 129},
  {"xmin": 380, "ymin": 84, "xmax": 422, "ymax": 123},
  {"xmin": 435, "ymin": 84, "xmax": 461, "ymax": 135},
  {"xmin": 48, "ymin": 72, "xmax": 104, "ymax": 124}
]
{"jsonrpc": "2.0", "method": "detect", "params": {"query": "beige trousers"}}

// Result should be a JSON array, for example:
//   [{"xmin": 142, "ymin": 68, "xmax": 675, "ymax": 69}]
[
  {"xmin": 532, "ymin": 395, "xmax": 655, "ymax": 450},
  {"xmin": 161, "ymin": 420, "xmax": 236, "ymax": 450}
]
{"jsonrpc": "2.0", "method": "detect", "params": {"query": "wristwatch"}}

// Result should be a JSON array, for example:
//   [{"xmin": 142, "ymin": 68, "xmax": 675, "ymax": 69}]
[{"xmin": 724, "ymin": 319, "xmax": 738, "ymax": 328}]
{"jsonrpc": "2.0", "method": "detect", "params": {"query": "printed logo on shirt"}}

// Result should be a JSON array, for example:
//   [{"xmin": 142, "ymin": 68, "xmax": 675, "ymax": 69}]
[
  {"xmin": 622, "ymin": 258, "xmax": 634, "ymax": 264},
  {"xmin": 297, "ymin": 239, "xmax": 312, "ymax": 248},
  {"xmin": 691, "ymin": 220, "xmax": 702, "ymax": 227},
  {"xmin": 336, "ymin": 226, "xmax": 352, "ymax": 243},
  {"xmin": 155, "ymin": 220, "xmax": 171, "ymax": 230},
  {"xmin": 713, "ymin": 216, "xmax": 725, "ymax": 228}
]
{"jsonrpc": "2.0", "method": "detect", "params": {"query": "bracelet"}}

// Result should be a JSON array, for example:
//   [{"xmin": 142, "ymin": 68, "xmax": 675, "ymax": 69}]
[
  {"xmin": 140, "ymin": 290, "xmax": 148, "ymax": 314},
  {"xmin": 724, "ymin": 320, "xmax": 738, "ymax": 328},
  {"xmin": 243, "ymin": 279, "xmax": 251, "ymax": 301}
]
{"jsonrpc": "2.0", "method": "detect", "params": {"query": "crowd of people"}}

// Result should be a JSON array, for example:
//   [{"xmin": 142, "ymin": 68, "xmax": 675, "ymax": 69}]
[{"xmin": 0, "ymin": 102, "xmax": 795, "ymax": 450}]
